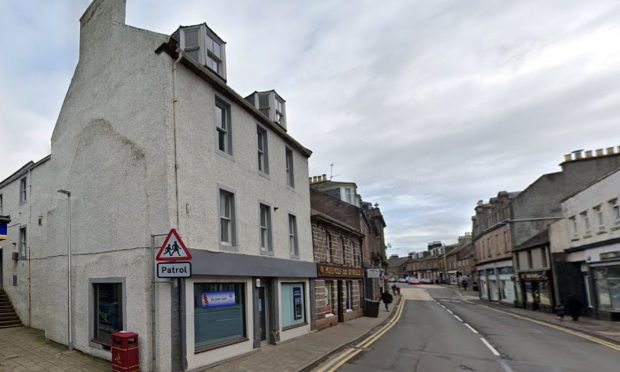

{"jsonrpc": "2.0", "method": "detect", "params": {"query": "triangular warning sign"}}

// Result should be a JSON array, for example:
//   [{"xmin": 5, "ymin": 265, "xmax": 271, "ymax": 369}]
[{"xmin": 156, "ymin": 228, "xmax": 192, "ymax": 261}]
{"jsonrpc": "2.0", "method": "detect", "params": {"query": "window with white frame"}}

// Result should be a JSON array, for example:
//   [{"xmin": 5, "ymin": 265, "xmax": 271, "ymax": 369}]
[
  {"xmin": 594, "ymin": 205, "xmax": 604, "ymax": 231},
  {"xmin": 206, "ymin": 34, "xmax": 224, "ymax": 75},
  {"xmin": 581, "ymin": 211, "xmax": 590, "ymax": 235},
  {"xmin": 569, "ymin": 216, "xmax": 578, "ymax": 239},
  {"xmin": 215, "ymin": 99, "xmax": 232, "ymax": 155},
  {"xmin": 289, "ymin": 214, "xmax": 299, "ymax": 257},
  {"xmin": 257, "ymin": 126, "xmax": 269, "ymax": 174},
  {"xmin": 274, "ymin": 98, "xmax": 284, "ymax": 124},
  {"xmin": 219, "ymin": 190, "xmax": 236, "ymax": 246},
  {"xmin": 344, "ymin": 188, "xmax": 352, "ymax": 203},
  {"xmin": 285, "ymin": 148, "xmax": 294, "ymax": 188},
  {"xmin": 609, "ymin": 198, "xmax": 620, "ymax": 225},
  {"xmin": 19, "ymin": 177, "xmax": 27, "ymax": 204},
  {"xmin": 259, "ymin": 204, "xmax": 272, "ymax": 252},
  {"xmin": 19, "ymin": 226, "xmax": 27, "ymax": 258}
]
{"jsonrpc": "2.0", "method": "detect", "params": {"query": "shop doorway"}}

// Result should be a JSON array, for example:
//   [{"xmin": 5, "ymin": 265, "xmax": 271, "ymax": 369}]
[{"xmin": 254, "ymin": 278, "xmax": 275, "ymax": 347}]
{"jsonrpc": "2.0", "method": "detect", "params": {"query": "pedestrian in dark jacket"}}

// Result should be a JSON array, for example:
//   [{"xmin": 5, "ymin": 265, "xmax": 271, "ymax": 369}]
[
  {"xmin": 555, "ymin": 305, "xmax": 565, "ymax": 320},
  {"xmin": 381, "ymin": 291, "xmax": 393, "ymax": 311},
  {"xmin": 565, "ymin": 295, "xmax": 583, "ymax": 321}
]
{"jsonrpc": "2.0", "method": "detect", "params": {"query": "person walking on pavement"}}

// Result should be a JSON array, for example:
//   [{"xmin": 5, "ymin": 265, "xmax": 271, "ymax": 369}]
[
  {"xmin": 462, "ymin": 279, "xmax": 469, "ymax": 291},
  {"xmin": 381, "ymin": 290, "xmax": 393, "ymax": 311},
  {"xmin": 565, "ymin": 295, "xmax": 583, "ymax": 321}
]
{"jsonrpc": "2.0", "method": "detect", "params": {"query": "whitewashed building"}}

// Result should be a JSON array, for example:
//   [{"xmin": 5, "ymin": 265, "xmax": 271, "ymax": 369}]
[{"xmin": 0, "ymin": 0, "xmax": 315, "ymax": 370}]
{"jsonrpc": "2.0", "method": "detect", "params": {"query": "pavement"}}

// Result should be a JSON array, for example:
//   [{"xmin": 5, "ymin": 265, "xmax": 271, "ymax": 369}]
[
  {"xmin": 0, "ymin": 326, "xmax": 110, "ymax": 372},
  {"xmin": 330, "ymin": 285, "xmax": 620, "ymax": 372},
  {"xmin": 449, "ymin": 285, "xmax": 620, "ymax": 345},
  {"xmin": 206, "ymin": 297, "xmax": 401, "ymax": 372}
]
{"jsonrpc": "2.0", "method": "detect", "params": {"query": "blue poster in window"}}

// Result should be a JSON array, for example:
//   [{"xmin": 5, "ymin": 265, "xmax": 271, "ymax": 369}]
[
  {"xmin": 0, "ymin": 222, "xmax": 7, "ymax": 240},
  {"xmin": 293, "ymin": 287, "xmax": 302, "ymax": 320},
  {"xmin": 201, "ymin": 291, "xmax": 236, "ymax": 308}
]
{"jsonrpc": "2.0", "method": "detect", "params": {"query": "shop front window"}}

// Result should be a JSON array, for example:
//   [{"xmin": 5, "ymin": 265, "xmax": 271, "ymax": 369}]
[
  {"xmin": 194, "ymin": 283, "xmax": 246, "ymax": 350},
  {"xmin": 93, "ymin": 282, "xmax": 123, "ymax": 346},
  {"xmin": 594, "ymin": 266, "xmax": 620, "ymax": 311},
  {"xmin": 281, "ymin": 283, "xmax": 305, "ymax": 328}
]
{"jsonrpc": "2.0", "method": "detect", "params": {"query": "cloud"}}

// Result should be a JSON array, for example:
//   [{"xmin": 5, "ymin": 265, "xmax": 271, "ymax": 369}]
[{"xmin": 2, "ymin": 0, "xmax": 620, "ymax": 257}]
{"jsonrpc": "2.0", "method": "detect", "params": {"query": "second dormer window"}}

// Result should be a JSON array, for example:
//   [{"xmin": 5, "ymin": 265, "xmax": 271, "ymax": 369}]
[{"xmin": 206, "ymin": 35, "xmax": 223, "ymax": 75}]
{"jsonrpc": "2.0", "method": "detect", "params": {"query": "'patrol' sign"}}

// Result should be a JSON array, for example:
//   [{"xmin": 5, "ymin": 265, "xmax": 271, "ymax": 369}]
[{"xmin": 157, "ymin": 262, "xmax": 191, "ymax": 278}]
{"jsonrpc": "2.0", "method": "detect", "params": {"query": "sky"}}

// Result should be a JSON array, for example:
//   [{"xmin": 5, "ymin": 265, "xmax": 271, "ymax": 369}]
[{"xmin": 1, "ymin": 0, "xmax": 620, "ymax": 257}]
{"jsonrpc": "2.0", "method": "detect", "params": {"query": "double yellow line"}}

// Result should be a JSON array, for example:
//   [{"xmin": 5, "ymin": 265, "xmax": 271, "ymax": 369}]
[
  {"xmin": 481, "ymin": 304, "xmax": 620, "ymax": 352},
  {"xmin": 315, "ymin": 298, "xmax": 407, "ymax": 372}
]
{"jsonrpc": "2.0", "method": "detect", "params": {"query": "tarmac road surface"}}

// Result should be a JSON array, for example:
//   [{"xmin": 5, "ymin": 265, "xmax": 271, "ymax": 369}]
[{"xmin": 336, "ymin": 285, "xmax": 620, "ymax": 372}]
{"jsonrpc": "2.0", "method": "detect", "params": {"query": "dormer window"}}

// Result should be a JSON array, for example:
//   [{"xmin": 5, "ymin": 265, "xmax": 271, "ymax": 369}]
[
  {"xmin": 174, "ymin": 24, "xmax": 227, "ymax": 81},
  {"xmin": 245, "ymin": 90, "xmax": 287, "ymax": 130},
  {"xmin": 275, "ymin": 98, "xmax": 284, "ymax": 124}
]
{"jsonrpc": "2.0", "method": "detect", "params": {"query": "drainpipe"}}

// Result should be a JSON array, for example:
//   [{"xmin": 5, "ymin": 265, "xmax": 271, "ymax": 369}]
[
  {"xmin": 172, "ymin": 50, "xmax": 182, "ymax": 230},
  {"xmin": 28, "ymin": 168, "xmax": 32, "ymax": 327}
]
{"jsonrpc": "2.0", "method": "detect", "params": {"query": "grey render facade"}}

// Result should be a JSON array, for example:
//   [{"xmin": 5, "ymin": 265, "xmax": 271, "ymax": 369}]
[{"xmin": 0, "ymin": 0, "xmax": 316, "ymax": 370}]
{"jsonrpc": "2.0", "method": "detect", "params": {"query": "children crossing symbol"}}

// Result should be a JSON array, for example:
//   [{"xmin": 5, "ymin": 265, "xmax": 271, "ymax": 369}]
[{"xmin": 156, "ymin": 228, "xmax": 192, "ymax": 261}]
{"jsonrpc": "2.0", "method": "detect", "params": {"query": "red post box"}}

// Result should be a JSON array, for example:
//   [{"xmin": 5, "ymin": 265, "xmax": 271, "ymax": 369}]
[{"xmin": 111, "ymin": 331, "xmax": 140, "ymax": 372}]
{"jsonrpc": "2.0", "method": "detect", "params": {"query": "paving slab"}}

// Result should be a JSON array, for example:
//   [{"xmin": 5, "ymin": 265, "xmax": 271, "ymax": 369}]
[{"xmin": 0, "ymin": 326, "xmax": 109, "ymax": 372}]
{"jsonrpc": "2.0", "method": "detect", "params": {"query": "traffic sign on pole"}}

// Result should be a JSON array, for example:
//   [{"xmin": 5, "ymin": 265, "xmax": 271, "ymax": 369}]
[{"xmin": 156, "ymin": 228, "xmax": 192, "ymax": 261}]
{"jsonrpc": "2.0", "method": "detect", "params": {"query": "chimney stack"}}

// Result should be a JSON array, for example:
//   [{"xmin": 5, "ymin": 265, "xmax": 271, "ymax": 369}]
[
  {"xmin": 573, "ymin": 150, "xmax": 583, "ymax": 160},
  {"xmin": 607, "ymin": 147, "xmax": 616, "ymax": 155},
  {"xmin": 596, "ymin": 149, "xmax": 604, "ymax": 156},
  {"xmin": 585, "ymin": 150, "xmax": 593, "ymax": 158}
]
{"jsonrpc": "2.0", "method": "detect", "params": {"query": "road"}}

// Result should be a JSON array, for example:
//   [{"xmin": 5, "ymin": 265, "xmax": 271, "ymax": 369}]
[{"xmin": 335, "ymin": 285, "xmax": 619, "ymax": 372}]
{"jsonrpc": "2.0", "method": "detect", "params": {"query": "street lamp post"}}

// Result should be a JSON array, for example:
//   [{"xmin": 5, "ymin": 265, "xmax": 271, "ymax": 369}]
[{"xmin": 58, "ymin": 190, "xmax": 72, "ymax": 351}]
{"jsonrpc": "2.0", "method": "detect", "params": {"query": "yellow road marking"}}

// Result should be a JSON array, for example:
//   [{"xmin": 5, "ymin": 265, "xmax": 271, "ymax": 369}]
[
  {"xmin": 315, "ymin": 298, "xmax": 406, "ymax": 372},
  {"xmin": 479, "ymin": 304, "xmax": 620, "ymax": 352}
]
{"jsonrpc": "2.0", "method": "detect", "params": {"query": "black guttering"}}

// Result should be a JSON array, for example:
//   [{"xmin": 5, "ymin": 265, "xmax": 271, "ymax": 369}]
[{"xmin": 155, "ymin": 43, "xmax": 312, "ymax": 158}]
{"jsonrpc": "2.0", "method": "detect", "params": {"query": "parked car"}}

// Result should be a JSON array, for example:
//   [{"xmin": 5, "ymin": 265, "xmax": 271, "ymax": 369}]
[
  {"xmin": 407, "ymin": 278, "xmax": 421, "ymax": 285},
  {"xmin": 397, "ymin": 278, "xmax": 407, "ymax": 283},
  {"xmin": 419, "ymin": 278, "xmax": 432, "ymax": 284},
  {"xmin": 388, "ymin": 278, "xmax": 396, "ymax": 283}
]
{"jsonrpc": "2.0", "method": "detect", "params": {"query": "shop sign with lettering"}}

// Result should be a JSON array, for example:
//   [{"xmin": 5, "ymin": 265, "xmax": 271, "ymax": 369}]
[{"xmin": 317, "ymin": 263, "xmax": 364, "ymax": 278}]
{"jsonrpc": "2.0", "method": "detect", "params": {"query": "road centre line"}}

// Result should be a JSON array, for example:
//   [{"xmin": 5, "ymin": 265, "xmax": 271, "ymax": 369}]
[
  {"xmin": 464, "ymin": 323, "xmax": 479, "ymax": 334},
  {"xmin": 480, "ymin": 337, "xmax": 500, "ymax": 356},
  {"xmin": 454, "ymin": 315, "xmax": 463, "ymax": 322}
]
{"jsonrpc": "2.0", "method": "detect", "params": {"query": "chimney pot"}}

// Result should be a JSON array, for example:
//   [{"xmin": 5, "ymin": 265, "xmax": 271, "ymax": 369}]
[
  {"xmin": 608, "ymin": 147, "xmax": 616, "ymax": 155},
  {"xmin": 585, "ymin": 150, "xmax": 593, "ymax": 158},
  {"xmin": 564, "ymin": 154, "xmax": 572, "ymax": 162},
  {"xmin": 574, "ymin": 151, "xmax": 583, "ymax": 160},
  {"xmin": 596, "ymin": 149, "xmax": 604, "ymax": 156},
  {"xmin": 322, "ymin": 174, "xmax": 327, "ymax": 181}
]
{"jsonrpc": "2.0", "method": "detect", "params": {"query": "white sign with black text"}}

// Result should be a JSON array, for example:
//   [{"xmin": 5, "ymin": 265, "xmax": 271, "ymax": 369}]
[{"xmin": 157, "ymin": 262, "xmax": 192, "ymax": 278}]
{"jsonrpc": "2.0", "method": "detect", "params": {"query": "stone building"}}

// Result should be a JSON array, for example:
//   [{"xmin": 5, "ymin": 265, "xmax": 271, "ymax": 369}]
[
  {"xmin": 309, "ymin": 175, "xmax": 388, "ymax": 301},
  {"xmin": 0, "ymin": 1, "xmax": 316, "ymax": 370},
  {"xmin": 310, "ymin": 189, "xmax": 364, "ymax": 330},
  {"xmin": 510, "ymin": 148, "xmax": 620, "ymax": 310},
  {"xmin": 387, "ymin": 255, "xmax": 408, "ymax": 280},
  {"xmin": 472, "ymin": 191, "xmax": 520, "ymax": 304}
]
